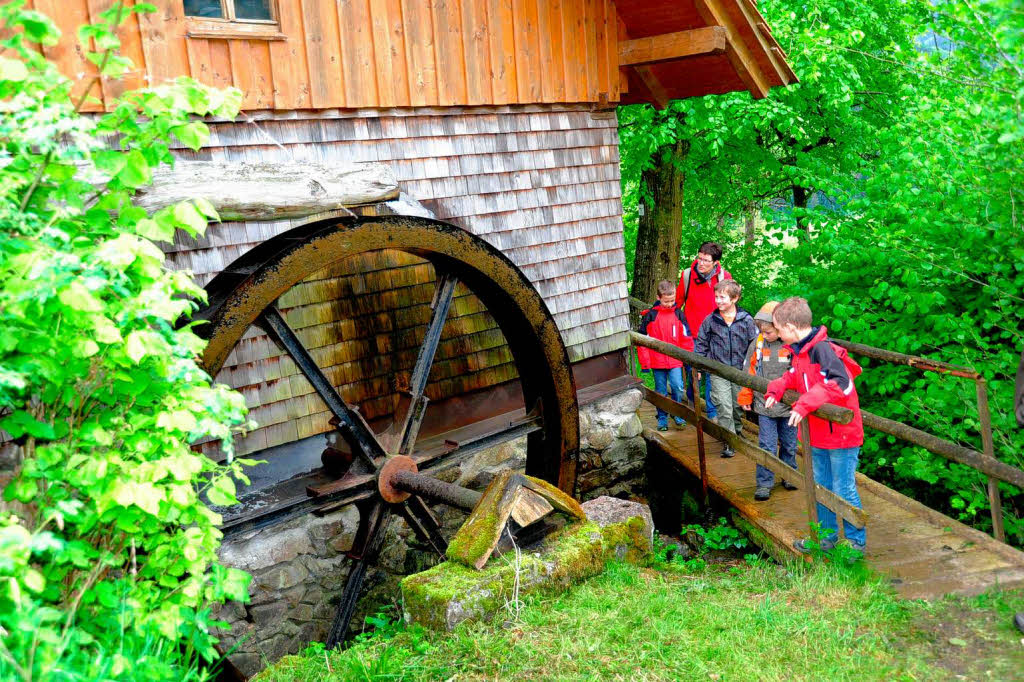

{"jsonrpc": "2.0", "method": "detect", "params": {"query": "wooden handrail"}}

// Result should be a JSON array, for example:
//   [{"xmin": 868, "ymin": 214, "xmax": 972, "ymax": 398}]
[
  {"xmin": 630, "ymin": 331, "xmax": 1024, "ymax": 491},
  {"xmin": 630, "ymin": 331, "xmax": 854, "ymax": 424}
]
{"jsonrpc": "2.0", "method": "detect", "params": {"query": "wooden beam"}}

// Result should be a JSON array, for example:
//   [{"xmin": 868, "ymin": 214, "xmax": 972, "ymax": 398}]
[
  {"xmin": 618, "ymin": 26, "xmax": 727, "ymax": 66},
  {"xmin": 133, "ymin": 160, "xmax": 399, "ymax": 221},
  {"xmin": 694, "ymin": 0, "xmax": 771, "ymax": 99},
  {"xmin": 632, "ymin": 65, "xmax": 669, "ymax": 108}
]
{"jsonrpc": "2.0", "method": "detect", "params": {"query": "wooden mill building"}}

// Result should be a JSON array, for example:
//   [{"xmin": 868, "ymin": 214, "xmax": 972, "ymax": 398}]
[
  {"xmin": 39, "ymin": 0, "xmax": 796, "ymax": 672},
  {"xmin": 40, "ymin": 0, "xmax": 795, "ymax": 493}
]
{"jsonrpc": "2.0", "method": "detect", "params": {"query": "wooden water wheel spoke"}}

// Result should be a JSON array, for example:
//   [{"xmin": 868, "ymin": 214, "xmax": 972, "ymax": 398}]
[
  {"xmin": 382, "ymin": 271, "xmax": 459, "ymax": 456},
  {"xmin": 399, "ymin": 494, "xmax": 448, "ymax": 557},
  {"xmin": 326, "ymin": 500, "xmax": 392, "ymax": 649},
  {"xmin": 258, "ymin": 305, "xmax": 385, "ymax": 470}
]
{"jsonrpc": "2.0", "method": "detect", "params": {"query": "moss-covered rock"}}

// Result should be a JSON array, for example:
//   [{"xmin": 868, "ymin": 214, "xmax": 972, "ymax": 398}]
[{"xmin": 402, "ymin": 498, "xmax": 652, "ymax": 631}]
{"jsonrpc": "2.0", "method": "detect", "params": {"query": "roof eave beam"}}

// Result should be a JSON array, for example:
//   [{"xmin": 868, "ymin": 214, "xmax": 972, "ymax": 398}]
[{"xmin": 618, "ymin": 26, "xmax": 728, "ymax": 67}]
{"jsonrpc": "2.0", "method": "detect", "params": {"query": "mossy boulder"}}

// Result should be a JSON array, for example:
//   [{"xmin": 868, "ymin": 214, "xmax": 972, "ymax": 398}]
[{"xmin": 401, "ymin": 497, "xmax": 652, "ymax": 630}]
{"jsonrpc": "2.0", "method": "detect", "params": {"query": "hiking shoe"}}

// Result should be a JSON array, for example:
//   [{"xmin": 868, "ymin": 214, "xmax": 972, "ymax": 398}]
[
  {"xmin": 754, "ymin": 486, "xmax": 771, "ymax": 501},
  {"xmin": 674, "ymin": 417, "xmax": 686, "ymax": 427},
  {"xmin": 1014, "ymin": 613, "xmax": 1024, "ymax": 635},
  {"xmin": 793, "ymin": 537, "xmax": 835, "ymax": 554},
  {"xmin": 721, "ymin": 445, "xmax": 735, "ymax": 458},
  {"xmin": 657, "ymin": 424, "xmax": 669, "ymax": 432},
  {"xmin": 781, "ymin": 480, "xmax": 798, "ymax": 491}
]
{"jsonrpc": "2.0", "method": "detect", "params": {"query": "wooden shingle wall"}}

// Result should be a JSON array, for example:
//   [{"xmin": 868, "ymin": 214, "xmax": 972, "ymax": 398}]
[
  {"xmin": 33, "ymin": 0, "xmax": 621, "ymax": 112},
  {"xmin": 162, "ymin": 104, "xmax": 630, "ymax": 456}
]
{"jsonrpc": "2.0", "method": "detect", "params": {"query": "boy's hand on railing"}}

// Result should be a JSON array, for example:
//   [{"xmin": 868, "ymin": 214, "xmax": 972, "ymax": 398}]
[
  {"xmin": 741, "ymin": 404, "xmax": 751, "ymax": 411},
  {"xmin": 787, "ymin": 411, "xmax": 804, "ymax": 427},
  {"xmin": 764, "ymin": 396, "xmax": 777, "ymax": 409}
]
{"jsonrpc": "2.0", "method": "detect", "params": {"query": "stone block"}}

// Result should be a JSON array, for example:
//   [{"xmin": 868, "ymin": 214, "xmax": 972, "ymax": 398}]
[
  {"xmin": 255, "ymin": 561, "xmax": 309, "ymax": 591},
  {"xmin": 581, "ymin": 496, "xmax": 654, "ymax": 562},
  {"xmin": 250, "ymin": 601, "xmax": 289, "ymax": 627},
  {"xmin": 227, "ymin": 653, "xmax": 262, "ymax": 679},
  {"xmin": 586, "ymin": 426, "xmax": 614, "ymax": 450},
  {"xmin": 402, "ymin": 501, "xmax": 652, "ymax": 631},
  {"xmin": 220, "ymin": 526, "xmax": 314, "ymax": 572},
  {"xmin": 617, "ymin": 414, "xmax": 643, "ymax": 438},
  {"xmin": 306, "ymin": 505, "xmax": 359, "ymax": 551},
  {"xmin": 456, "ymin": 437, "xmax": 527, "ymax": 487},
  {"xmin": 593, "ymin": 388, "xmax": 643, "ymax": 416}
]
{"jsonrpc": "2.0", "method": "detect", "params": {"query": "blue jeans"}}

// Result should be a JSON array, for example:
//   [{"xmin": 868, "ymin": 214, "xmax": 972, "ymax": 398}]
[
  {"xmin": 685, "ymin": 367, "xmax": 717, "ymax": 419},
  {"xmin": 811, "ymin": 446, "xmax": 866, "ymax": 546},
  {"xmin": 755, "ymin": 415, "xmax": 798, "ymax": 488},
  {"xmin": 653, "ymin": 367, "xmax": 685, "ymax": 427}
]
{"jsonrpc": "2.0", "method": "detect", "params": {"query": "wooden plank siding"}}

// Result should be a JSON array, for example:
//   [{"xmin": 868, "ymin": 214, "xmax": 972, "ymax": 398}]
[
  {"xmin": 159, "ymin": 105, "xmax": 629, "ymax": 457},
  {"xmin": 40, "ymin": 0, "xmax": 622, "ymax": 111}
]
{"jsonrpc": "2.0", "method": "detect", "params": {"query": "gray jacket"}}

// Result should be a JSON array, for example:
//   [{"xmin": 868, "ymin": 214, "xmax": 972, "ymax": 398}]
[
  {"xmin": 694, "ymin": 308, "xmax": 758, "ymax": 369},
  {"xmin": 741, "ymin": 335, "xmax": 793, "ymax": 418}
]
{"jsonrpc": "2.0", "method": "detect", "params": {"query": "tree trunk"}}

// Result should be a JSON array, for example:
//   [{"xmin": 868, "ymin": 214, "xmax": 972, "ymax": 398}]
[
  {"xmin": 792, "ymin": 184, "xmax": 811, "ymax": 231},
  {"xmin": 744, "ymin": 202, "xmax": 757, "ymax": 246},
  {"xmin": 630, "ymin": 139, "xmax": 688, "ymax": 304}
]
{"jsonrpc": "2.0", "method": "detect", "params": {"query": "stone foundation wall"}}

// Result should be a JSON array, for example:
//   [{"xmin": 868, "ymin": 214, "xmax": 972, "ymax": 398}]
[{"xmin": 215, "ymin": 386, "xmax": 646, "ymax": 678}]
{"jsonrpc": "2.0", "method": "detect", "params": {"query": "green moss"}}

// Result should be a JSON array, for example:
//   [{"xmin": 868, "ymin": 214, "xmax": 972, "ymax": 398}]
[{"xmin": 403, "ymin": 518, "xmax": 653, "ymax": 630}]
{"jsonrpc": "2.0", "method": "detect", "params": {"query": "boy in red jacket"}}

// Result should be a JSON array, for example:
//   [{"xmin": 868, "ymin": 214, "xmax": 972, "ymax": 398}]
[
  {"xmin": 763, "ymin": 297, "xmax": 867, "ymax": 553},
  {"xmin": 638, "ymin": 280, "xmax": 694, "ymax": 431}
]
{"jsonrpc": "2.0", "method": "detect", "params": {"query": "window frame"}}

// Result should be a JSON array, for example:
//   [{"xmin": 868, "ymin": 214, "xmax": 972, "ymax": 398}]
[{"xmin": 184, "ymin": 0, "xmax": 285, "ymax": 41}]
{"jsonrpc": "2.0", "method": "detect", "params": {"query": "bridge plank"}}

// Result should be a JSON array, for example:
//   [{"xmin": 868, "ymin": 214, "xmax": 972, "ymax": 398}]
[{"xmin": 640, "ymin": 401, "xmax": 1024, "ymax": 600}]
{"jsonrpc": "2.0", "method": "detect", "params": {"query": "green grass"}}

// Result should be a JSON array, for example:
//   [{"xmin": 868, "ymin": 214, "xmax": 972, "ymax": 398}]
[{"xmin": 255, "ymin": 556, "xmax": 1024, "ymax": 681}]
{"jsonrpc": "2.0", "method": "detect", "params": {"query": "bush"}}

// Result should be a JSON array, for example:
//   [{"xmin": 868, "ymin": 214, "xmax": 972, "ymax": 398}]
[{"xmin": 0, "ymin": 3, "xmax": 252, "ymax": 679}]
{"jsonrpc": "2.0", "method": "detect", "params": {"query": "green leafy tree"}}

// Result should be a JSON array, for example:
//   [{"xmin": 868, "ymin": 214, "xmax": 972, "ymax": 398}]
[
  {"xmin": 620, "ymin": 0, "xmax": 1024, "ymax": 544},
  {"xmin": 0, "ymin": 3, "xmax": 253, "ymax": 679}
]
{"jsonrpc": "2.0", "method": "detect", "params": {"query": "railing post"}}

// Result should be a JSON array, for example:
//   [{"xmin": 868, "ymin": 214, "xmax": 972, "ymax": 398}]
[
  {"xmin": 975, "ymin": 378, "xmax": 1005, "ymax": 543},
  {"xmin": 690, "ymin": 365, "xmax": 709, "ymax": 504},
  {"xmin": 799, "ymin": 419, "xmax": 818, "ymax": 538}
]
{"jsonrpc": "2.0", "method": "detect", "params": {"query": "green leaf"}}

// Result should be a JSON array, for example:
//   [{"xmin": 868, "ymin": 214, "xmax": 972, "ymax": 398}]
[
  {"xmin": 171, "ymin": 121, "xmax": 209, "ymax": 151},
  {"xmin": 118, "ymin": 149, "xmax": 152, "ymax": 188},
  {"xmin": 172, "ymin": 201, "xmax": 209, "ymax": 236},
  {"xmin": 59, "ymin": 281, "xmax": 103, "ymax": 313},
  {"xmin": 135, "ymin": 217, "xmax": 175, "ymax": 242},
  {"xmin": 0, "ymin": 56, "xmax": 29, "ymax": 82}
]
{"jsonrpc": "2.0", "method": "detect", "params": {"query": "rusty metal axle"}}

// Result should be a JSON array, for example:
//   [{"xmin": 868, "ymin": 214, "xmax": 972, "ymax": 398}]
[{"xmin": 390, "ymin": 469, "xmax": 483, "ymax": 511}]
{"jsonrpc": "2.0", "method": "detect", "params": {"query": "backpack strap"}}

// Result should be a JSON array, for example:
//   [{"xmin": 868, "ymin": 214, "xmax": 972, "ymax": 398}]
[{"xmin": 681, "ymin": 268, "xmax": 692, "ymax": 303}]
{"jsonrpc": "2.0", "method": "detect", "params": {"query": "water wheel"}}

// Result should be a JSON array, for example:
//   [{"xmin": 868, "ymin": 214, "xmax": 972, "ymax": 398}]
[{"xmin": 193, "ymin": 214, "xmax": 580, "ymax": 645}]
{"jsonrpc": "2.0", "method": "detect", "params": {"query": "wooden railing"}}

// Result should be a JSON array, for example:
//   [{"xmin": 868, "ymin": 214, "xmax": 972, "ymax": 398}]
[{"xmin": 629, "ymin": 327, "xmax": 1024, "ymax": 545}]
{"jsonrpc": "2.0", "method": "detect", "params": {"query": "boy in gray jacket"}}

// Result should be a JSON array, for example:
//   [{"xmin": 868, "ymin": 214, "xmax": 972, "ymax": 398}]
[
  {"xmin": 738, "ymin": 301, "xmax": 799, "ymax": 501},
  {"xmin": 694, "ymin": 280, "xmax": 758, "ymax": 457}
]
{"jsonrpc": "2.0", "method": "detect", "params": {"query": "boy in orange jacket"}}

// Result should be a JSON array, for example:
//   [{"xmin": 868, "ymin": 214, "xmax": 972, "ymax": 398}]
[{"xmin": 638, "ymin": 280, "xmax": 695, "ymax": 431}]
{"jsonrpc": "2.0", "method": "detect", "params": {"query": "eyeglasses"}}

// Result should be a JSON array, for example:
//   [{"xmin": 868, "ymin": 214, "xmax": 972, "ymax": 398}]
[{"xmin": 696, "ymin": 256, "xmax": 715, "ymax": 264}]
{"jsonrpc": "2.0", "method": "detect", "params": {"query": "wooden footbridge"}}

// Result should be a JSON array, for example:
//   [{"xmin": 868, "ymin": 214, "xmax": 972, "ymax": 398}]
[{"xmin": 631, "ymin": 332, "xmax": 1024, "ymax": 600}]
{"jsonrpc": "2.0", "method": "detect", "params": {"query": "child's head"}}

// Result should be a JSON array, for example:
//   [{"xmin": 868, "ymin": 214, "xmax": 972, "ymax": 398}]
[
  {"xmin": 772, "ymin": 296, "xmax": 813, "ymax": 344},
  {"xmin": 713, "ymin": 279, "xmax": 741, "ymax": 312},
  {"xmin": 656, "ymin": 280, "xmax": 676, "ymax": 308},
  {"xmin": 754, "ymin": 301, "xmax": 781, "ymax": 342},
  {"xmin": 695, "ymin": 242, "xmax": 723, "ymax": 275}
]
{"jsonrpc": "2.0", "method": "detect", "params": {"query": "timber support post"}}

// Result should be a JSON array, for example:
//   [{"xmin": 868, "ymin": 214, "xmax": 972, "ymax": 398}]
[
  {"xmin": 976, "ymin": 379, "xmax": 1005, "ymax": 542},
  {"xmin": 798, "ymin": 419, "xmax": 818, "ymax": 538}
]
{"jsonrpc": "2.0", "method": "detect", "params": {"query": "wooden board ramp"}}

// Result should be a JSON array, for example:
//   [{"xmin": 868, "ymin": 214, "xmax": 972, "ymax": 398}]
[{"xmin": 639, "ymin": 402, "xmax": 1024, "ymax": 600}]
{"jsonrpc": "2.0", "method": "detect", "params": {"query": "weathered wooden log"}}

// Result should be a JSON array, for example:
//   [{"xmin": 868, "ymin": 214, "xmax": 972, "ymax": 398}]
[{"xmin": 134, "ymin": 160, "xmax": 399, "ymax": 221}]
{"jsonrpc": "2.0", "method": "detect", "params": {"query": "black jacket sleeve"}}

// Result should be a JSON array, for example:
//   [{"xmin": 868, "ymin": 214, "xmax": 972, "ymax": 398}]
[
  {"xmin": 638, "ymin": 309, "xmax": 656, "ymax": 336},
  {"xmin": 810, "ymin": 343, "xmax": 852, "ymax": 394}
]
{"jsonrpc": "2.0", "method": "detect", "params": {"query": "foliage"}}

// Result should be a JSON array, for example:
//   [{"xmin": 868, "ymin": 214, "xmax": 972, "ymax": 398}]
[
  {"xmin": 256, "ymin": 559, "xmax": 1024, "ymax": 681},
  {"xmin": 683, "ymin": 517, "xmax": 749, "ymax": 553},
  {"xmin": 620, "ymin": 0, "xmax": 1024, "ymax": 545},
  {"xmin": 0, "ymin": 2, "xmax": 250, "ymax": 679}
]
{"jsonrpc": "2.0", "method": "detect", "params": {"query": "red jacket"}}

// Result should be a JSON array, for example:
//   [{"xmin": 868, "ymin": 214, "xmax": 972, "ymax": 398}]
[
  {"xmin": 677, "ymin": 260, "xmax": 731, "ymax": 340},
  {"xmin": 637, "ymin": 303, "xmax": 694, "ymax": 370},
  {"xmin": 765, "ymin": 326, "xmax": 865, "ymax": 449}
]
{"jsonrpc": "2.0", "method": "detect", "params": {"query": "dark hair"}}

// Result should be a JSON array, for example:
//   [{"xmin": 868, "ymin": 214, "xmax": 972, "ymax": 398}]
[
  {"xmin": 657, "ymin": 279, "xmax": 675, "ymax": 296},
  {"xmin": 773, "ymin": 296, "xmax": 813, "ymax": 328},
  {"xmin": 714, "ymin": 279, "xmax": 742, "ymax": 300},
  {"xmin": 698, "ymin": 241, "xmax": 723, "ymax": 262}
]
